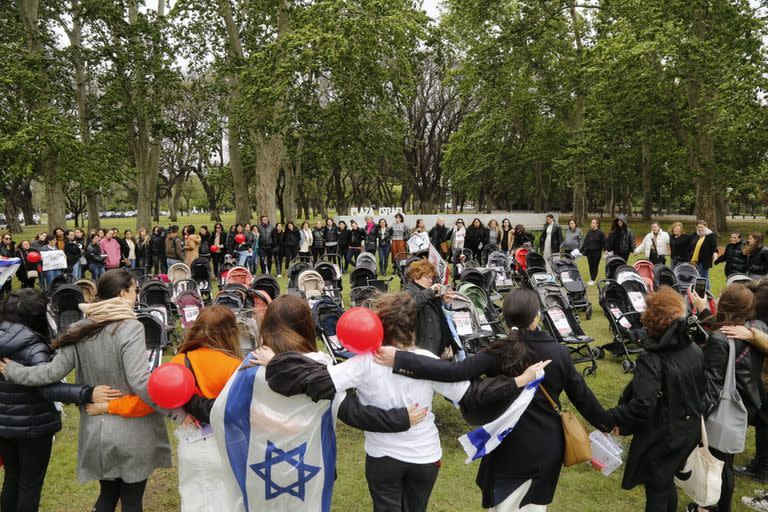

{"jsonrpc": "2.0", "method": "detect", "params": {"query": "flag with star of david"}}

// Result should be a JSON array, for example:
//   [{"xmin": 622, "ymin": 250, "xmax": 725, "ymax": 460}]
[{"xmin": 210, "ymin": 352, "xmax": 340, "ymax": 511}]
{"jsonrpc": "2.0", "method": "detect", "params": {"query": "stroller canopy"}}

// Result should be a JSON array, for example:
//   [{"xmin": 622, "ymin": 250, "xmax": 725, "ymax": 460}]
[
  {"xmin": 460, "ymin": 267, "xmax": 496, "ymax": 293},
  {"xmin": 673, "ymin": 263, "xmax": 699, "ymax": 291},
  {"xmin": 653, "ymin": 264, "xmax": 677, "ymax": 289},
  {"xmin": 225, "ymin": 266, "xmax": 253, "ymax": 287},
  {"xmin": 350, "ymin": 267, "xmax": 377, "ymax": 289},
  {"xmin": 526, "ymin": 252, "xmax": 546, "ymax": 272},
  {"xmin": 288, "ymin": 261, "xmax": 313, "ymax": 289},
  {"xmin": 74, "ymin": 279, "xmax": 97, "ymax": 303},
  {"xmin": 168, "ymin": 263, "xmax": 192, "ymax": 283},
  {"xmin": 355, "ymin": 253, "xmax": 377, "ymax": 275},
  {"xmin": 190, "ymin": 258, "xmax": 211, "ymax": 280},
  {"xmin": 297, "ymin": 270, "xmax": 326, "ymax": 299},
  {"xmin": 486, "ymin": 251, "xmax": 511, "ymax": 271},
  {"xmin": 315, "ymin": 261, "xmax": 341, "ymax": 284},
  {"xmin": 251, "ymin": 274, "xmax": 281, "ymax": 300},
  {"xmin": 605, "ymin": 255, "xmax": 627, "ymax": 280}
]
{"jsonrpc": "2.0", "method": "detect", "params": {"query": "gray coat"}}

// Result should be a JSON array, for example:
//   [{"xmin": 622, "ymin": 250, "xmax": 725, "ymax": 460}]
[{"xmin": 4, "ymin": 319, "xmax": 172, "ymax": 483}]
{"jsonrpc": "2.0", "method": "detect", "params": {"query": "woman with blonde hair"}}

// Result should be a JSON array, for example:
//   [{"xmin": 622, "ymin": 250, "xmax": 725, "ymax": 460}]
[{"xmin": 669, "ymin": 222, "xmax": 692, "ymax": 268}]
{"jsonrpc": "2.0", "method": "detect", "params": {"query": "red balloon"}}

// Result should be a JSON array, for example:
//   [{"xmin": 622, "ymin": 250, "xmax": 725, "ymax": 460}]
[
  {"xmin": 147, "ymin": 363, "xmax": 196, "ymax": 409},
  {"xmin": 235, "ymin": 233, "xmax": 246, "ymax": 244},
  {"xmin": 27, "ymin": 251, "xmax": 41, "ymax": 263},
  {"xmin": 336, "ymin": 307, "xmax": 384, "ymax": 354},
  {"xmin": 210, "ymin": 244, "xmax": 220, "ymax": 253}
]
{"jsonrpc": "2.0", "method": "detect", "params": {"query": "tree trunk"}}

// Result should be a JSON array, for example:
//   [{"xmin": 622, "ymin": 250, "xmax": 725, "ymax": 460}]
[
  {"xmin": 281, "ymin": 136, "xmax": 301, "ymax": 222},
  {"xmin": 2, "ymin": 182, "xmax": 24, "ymax": 233},
  {"xmin": 533, "ymin": 161, "xmax": 547, "ymax": 211},
  {"xmin": 568, "ymin": 0, "xmax": 588, "ymax": 227},
  {"xmin": 20, "ymin": 181, "xmax": 34, "ymax": 226},
  {"xmin": 641, "ymin": 132, "xmax": 653, "ymax": 221},
  {"xmin": 86, "ymin": 192, "xmax": 100, "ymax": 230}
]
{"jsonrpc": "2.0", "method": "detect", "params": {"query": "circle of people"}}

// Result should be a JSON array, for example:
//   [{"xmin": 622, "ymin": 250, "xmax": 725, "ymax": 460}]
[{"xmin": 1, "ymin": 213, "xmax": 768, "ymax": 512}]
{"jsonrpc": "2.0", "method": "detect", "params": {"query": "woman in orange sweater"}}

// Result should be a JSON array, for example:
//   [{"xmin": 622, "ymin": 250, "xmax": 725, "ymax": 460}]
[{"xmin": 86, "ymin": 306, "xmax": 242, "ymax": 512}]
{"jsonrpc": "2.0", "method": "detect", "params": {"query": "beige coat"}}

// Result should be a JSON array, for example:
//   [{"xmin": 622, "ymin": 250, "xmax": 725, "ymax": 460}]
[{"xmin": 184, "ymin": 234, "xmax": 201, "ymax": 266}]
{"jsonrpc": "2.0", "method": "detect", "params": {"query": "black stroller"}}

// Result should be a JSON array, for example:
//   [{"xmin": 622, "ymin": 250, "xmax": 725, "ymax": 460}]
[
  {"xmin": 252, "ymin": 274, "xmax": 281, "ymax": 300},
  {"xmin": 190, "ymin": 257, "xmax": 212, "ymax": 301},
  {"xmin": 48, "ymin": 284, "xmax": 85, "ymax": 337},
  {"xmin": 480, "ymin": 244, "xmax": 500, "ymax": 266},
  {"xmin": 549, "ymin": 253, "xmax": 592, "ymax": 319},
  {"xmin": 48, "ymin": 273, "xmax": 76, "ymax": 296},
  {"xmin": 137, "ymin": 309, "xmax": 169, "ymax": 371},
  {"xmin": 315, "ymin": 259, "xmax": 343, "ymax": 294},
  {"xmin": 604, "ymin": 255, "xmax": 627, "ymax": 280},
  {"xmin": 349, "ymin": 267, "xmax": 389, "ymax": 307},
  {"xmin": 287, "ymin": 259, "xmax": 313, "ymax": 291},
  {"xmin": 451, "ymin": 248, "xmax": 476, "ymax": 283},
  {"xmin": 312, "ymin": 296, "xmax": 354, "ymax": 363},
  {"xmin": 673, "ymin": 263, "xmax": 699, "ymax": 294},
  {"xmin": 653, "ymin": 264, "xmax": 677, "ymax": 289},
  {"xmin": 524, "ymin": 252, "xmax": 557, "ymax": 290},
  {"xmin": 138, "ymin": 280, "xmax": 174, "ymax": 333},
  {"xmin": 536, "ymin": 283, "xmax": 597, "ymax": 376},
  {"xmin": 597, "ymin": 279, "xmax": 645, "ymax": 372},
  {"xmin": 615, "ymin": 265, "xmax": 649, "ymax": 313}
]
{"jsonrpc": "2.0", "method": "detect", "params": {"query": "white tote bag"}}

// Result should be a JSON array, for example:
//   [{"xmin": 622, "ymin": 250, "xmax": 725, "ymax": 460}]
[{"xmin": 674, "ymin": 417, "xmax": 724, "ymax": 507}]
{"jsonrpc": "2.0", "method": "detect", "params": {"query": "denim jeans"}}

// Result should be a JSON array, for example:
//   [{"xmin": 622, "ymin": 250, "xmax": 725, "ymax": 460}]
[
  {"xmin": 235, "ymin": 251, "xmax": 249, "ymax": 267},
  {"xmin": 89, "ymin": 263, "xmax": 105, "ymax": 280},
  {"xmin": 696, "ymin": 263, "xmax": 710, "ymax": 290},
  {"xmin": 346, "ymin": 247, "xmax": 361, "ymax": 270},
  {"xmin": 43, "ymin": 269, "xmax": 62, "ymax": 287},
  {"xmin": 71, "ymin": 261, "xmax": 82, "ymax": 280},
  {"xmin": 378, "ymin": 245, "xmax": 391, "ymax": 275}
]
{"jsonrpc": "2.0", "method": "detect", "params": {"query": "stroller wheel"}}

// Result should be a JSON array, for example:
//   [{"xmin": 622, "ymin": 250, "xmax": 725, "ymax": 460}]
[
  {"xmin": 582, "ymin": 366, "xmax": 597, "ymax": 377},
  {"xmin": 585, "ymin": 305, "xmax": 593, "ymax": 320},
  {"xmin": 592, "ymin": 347, "xmax": 605, "ymax": 360},
  {"xmin": 621, "ymin": 360, "xmax": 635, "ymax": 373}
]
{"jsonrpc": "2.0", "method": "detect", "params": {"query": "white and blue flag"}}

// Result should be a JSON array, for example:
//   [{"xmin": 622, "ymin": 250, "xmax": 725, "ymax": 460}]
[
  {"xmin": 210, "ymin": 352, "xmax": 340, "ymax": 511},
  {"xmin": 0, "ymin": 257, "xmax": 21, "ymax": 287},
  {"xmin": 458, "ymin": 371, "xmax": 544, "ymax": 463}
]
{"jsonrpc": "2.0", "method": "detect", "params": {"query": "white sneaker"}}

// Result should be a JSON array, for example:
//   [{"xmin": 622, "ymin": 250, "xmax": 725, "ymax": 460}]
[
  {"xmin": 588, "ymin": 280, "xmax": 595, "ymax": 286},
  {"xmin": 743, "ymin": 495, "xmax": 768, "ymax": 511}
]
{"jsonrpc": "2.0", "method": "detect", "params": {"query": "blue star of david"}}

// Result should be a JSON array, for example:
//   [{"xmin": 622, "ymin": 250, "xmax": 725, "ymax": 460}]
[{"xmin": 250, "ymin": 441, "xmax": 321, "ymax": 501}]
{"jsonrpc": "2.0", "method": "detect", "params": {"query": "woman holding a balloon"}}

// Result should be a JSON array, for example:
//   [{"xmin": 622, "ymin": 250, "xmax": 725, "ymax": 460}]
[{"xmin": 0, "ymin": 269, "xmax": 173, "ymax": 512}]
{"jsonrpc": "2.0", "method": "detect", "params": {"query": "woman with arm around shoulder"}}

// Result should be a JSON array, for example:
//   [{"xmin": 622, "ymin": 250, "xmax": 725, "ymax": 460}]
[
  {"xmin": 375, "ymin": 288, "xmax": 613, "ymax": 511},
  {"xmin": 610, "ymin": 286, "xmax": 705, "ymax": 512},
  {"xmin": 0, "ymin": 270, "xmax": 172, "ymax": 512},
  {"xmin": 0, "ymin": 289, "xmax": 119, "ymax": 511}
]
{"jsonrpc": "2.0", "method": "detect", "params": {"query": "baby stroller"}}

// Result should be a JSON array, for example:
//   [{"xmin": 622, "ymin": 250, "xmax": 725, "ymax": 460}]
[
  {"xmin": 511, "ymin": 247, "xmax": 530, "ymax": 287},
  {"xmin": 48, "ymin": 284, "xmax": 85, "ymax": 337},
  {"xmin": 174, "ymin": 289, "xmax": 205, "ymax": 329},
  {"xmin": 137, "ymin": 308, "xmax": 169, "ymax": 371},
  {"xmin": 236, "ymin": 309, "xmax": 260, "ymax": 357},
  {"xmin": 615, "ymin": 266, "xmax": 648, "ymax": 313},
  {"xmin": 452, "ymin": 249, "xmax": 475, "ymax": 283},
  {"xmin": 171, "ymin": 279, "xmax": 199, "ymax": 301},
  {"xmin": 485, "ymin": 250, "xmax": 515, "ymax": 291},
  {"xmin": 251, "ymin": 290, "xmax": 272, "ymax": 325},
  {"xmin": 297, "ymin": 269, "xmax": 328, "ymax": 306},
  {"xmin": 74, "ymin": 279, "xmax": 97, "ymax": 303},
  {"xmin": 460, "ymin": 267, "xmax": 497, "ymax": 296},
  {"xmin": 218, "ymin": 259, "xmax": 235, "ymax": 286},
  {"xmin": 190, "ymin": 257, "xmax": 212, "ymax": 300},
  {"xmin": 536, "ymin": 284, "xmax": 597, "ymax": 376},
  {"xmin": 213, "ymin": 288, "xmax": 245, "ymax": 311},
  {"xmin": 251, "ymin": 274, "xmax": 281, "ymax": 300},
  {"xmin": 653, "ymin": 264, "xmax": 677, "ymax": 289},
  {"xmin": 225, "ymin": 265, "xmax": 253, "ymax": 287},
  {"xmin": 138, "ymin": 280, "xmax": 174, "ymax": 330},
  {"xmin": 127, "ymin": 266, "xmax": 147, "ymax": 283},
  {"xmin": 480, "ymin": 244, "xmax": 500, "ymax": 266},
  {"xmin": 315, "ymin": 259, "xmax": 343, "ymax": 301},
  {"xmin": 48, "ymin": 273, "xmax": 76, "ymax": 296},
  {"xmin": 604, "ymin": 255, "xmax": 627, "ymax": 280},
  {"xmin": 549, "ymin": 253, "xmax": 592, "ymax": 320},
  {"xmin": 633, "ymin": 260, "xmax": 655, "ymax": 292},
  {"xmin": 456, "ymin": 282, "xmax": 504, "ymax": 336},
  {"xmin": 312, "ymin": 296, "xmax": 355, "ymax": 363},
  {"xmin": 443, "ymin": 292, "xmax": 498, "ymax": 354},
  {"xmin": 287, "ymin": 260, "xmax": 313, "ymax": 290},
  {"xmin": 673, "ymin": 263, "xmax": 699, "ymax": 294},
  {"xmin": 349, "ymin": 266, "xmax": 389, "ymax": 307},
  {"xmin": 168, "ymin": 262, "xmax": 192, "ymax": 283},
  {"xmin": 597, "ymin": 279, "xmax": 645, "ymax": 372},
  {"xmin": 355, "ymin": 253, "xmax": 377, "ymax": 275}
]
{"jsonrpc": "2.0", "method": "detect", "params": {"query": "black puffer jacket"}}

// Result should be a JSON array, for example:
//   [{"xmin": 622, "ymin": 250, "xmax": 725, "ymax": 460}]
[
  {"xmin": 404, "ymin": 281, "xmax": 453, "ymax": 357},
  {"xmin": 611, "ymin": 319, "xmax": 704, "ymax": 490},
  {"xmin": 0, "ymin": 322, "xmax": 93, "ymax": 439},
  {"xmin": 150, "ymin": 229, "xmax": 166, "ymax": 256},
  {"xmin": 746, "ymin": 247, "xmax": 768, "ymax": 277}
]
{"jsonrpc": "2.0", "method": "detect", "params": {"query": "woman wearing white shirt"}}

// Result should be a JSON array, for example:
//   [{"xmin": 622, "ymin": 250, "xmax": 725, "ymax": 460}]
[
  {"xmin": 298, "ymin": 221, "xmax": 313, "ymax": 260},
  {"xmin": 634, "ymin": 222, "xmax": 670, "ymax": 265},
  {"xmin": 409, "ymin": 219, "xmax": 431, "ymax": 254},
  {"xmin": 251, "ymin": 292, "xmax": 544, "ymax": 512},
  {"xmin": 451, "ymin": 219, "xmax": 466, "ymax": 251}
]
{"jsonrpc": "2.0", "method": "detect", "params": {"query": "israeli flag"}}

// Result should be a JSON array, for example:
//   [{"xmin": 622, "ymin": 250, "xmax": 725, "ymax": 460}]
[
  {"xmin": 458, "ymin": 371, "xmax": 544, "ymax": 463},
  {"xmin": 0, "ymin": 257, "xmax": 21, "ymax": 287},
  {"xmin": 210, "ymin": 352, "xmax": 340, "ymax": 511}
]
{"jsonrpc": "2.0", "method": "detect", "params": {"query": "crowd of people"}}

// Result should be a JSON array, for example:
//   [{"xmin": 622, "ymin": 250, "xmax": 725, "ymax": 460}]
[{"xmin": 1, "ymin": 213, "xmax": 768, "ymax": 512}]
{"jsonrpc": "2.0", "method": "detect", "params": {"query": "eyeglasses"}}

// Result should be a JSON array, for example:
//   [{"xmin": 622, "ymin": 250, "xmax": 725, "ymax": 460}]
[{"xmin": 2, "ymin": 237, "xmax": 10, "ymax": 241}]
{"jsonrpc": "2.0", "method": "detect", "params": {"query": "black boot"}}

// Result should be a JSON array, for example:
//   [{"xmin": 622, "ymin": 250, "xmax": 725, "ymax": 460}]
[{"xmin": 735, "ymin": 458, "xmax": 768, "ymax": 483}]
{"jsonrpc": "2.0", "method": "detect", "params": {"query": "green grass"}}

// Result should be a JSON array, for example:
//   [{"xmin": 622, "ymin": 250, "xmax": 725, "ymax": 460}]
[{"xmin": 3, "ymin": 213, "xmax": 765, "ymax": 511}]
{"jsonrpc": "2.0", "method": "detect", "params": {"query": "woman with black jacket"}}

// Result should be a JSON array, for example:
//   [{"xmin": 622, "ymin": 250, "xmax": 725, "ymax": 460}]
[
  {"xmin": 64, "ymin": 230, "xmax": 84, "ymax": 279},
  {"xmin": 465, "ymin": 218, "xmax": 487, "ymax": 262},
  {"xmin": 499, "ymin": 219, "xmax": 514, "ymax": 253},
  {"xmin": 404, "ymin": 260, "xmax": 455, "ymax": 357},
  {"xmin": 513, "ymin": 224, "xmax": 534, "ymax": 250},
  {"xmin": 691, "ymin": 284, "xmax": 762, "ymax": 512},
  {"xmin": 209, "ymin": 223, "xmax": 227, "ymax": 277},
  {"xmin": 428, "ymin": 219, "xmax": 450, "ymax": 259},
  {"xmin": 0, "ymin": 289, "xmax": 118, "ymax": 511},
  {"xmin": 14, "ymin": 241, "xmax": 37, "ymax": 290},
  {"xmin": 669, "ymin": 222, "xmax": 692, "ymax": 268},
  {"xmin": 336, "ymin": 221, "xmax": 350, "ymax": 273},
  {"xmin": 375, "ymin": 219, "xmax": 393, "ymax": 275},
  {"xmin": 270, "ymin": 223, "xmax": 286, "ymax": 277},
  {"xmin": 688, "ymin": 220, "xmax": 719, "ymax": 287},
  {"xmin": 311, "ymin": 221, "xmax": 326, "ymax": 264},
  {"xmin": 135, "ymin": 228, "xmax": 151, "ymax": 270},
  {"xmin": 0, "ymin": 234, "xmax": 15, "ymax": 298},
  {"xmin": 605, "ymin": 216, "xmax": 635, "ymax": 261},
  {"xmin": 150, "ymin": 226, "xmax": 167, "ymax": 274},
  {"xmin": 580, "ymin": 218, "xmax": 606, "ymax": 285},
  {"xmin": 744, "ymin": 232, "xmax": 768, "ymax": 279},
  {"xmin": 610, "ymin": 286, "xmax": 704, "ymax": 512},
  {"xmin": 374, "ymin": 287, "xmax": 613, "ymax": 510},
  {"xmin": 347, "ymin": 220, "xmax": 365, "ymax": 269},
  {"xmin": 715, "ymin": 232, "xmax": 748, "ymax": 277},
  {"xmin": 283, "ymin": 222, "xmax": 300, "ymax": 264}
]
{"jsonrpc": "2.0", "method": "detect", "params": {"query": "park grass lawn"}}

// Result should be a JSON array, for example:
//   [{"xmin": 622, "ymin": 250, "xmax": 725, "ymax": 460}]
[{"xmin": 3, "ymin": 213, "xmax": 766, "ymax": 511}]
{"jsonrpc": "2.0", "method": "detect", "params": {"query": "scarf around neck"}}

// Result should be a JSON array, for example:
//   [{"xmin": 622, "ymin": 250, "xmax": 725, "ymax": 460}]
[{"xmin": 79, "ymin": 296, "xmax": 136, "ymax": 324}]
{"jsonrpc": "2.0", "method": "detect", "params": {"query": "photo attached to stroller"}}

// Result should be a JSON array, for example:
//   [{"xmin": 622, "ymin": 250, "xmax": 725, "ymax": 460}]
[
  {"xmin": 174, "ymin": 289, "xmax": 205, "ymax": 329},
  {"xmin": 485, "ymin": 250, "xmax": 515, "ymax": 291},
  {"xmin": 442, "ymin": 292, "xmax": 498, "ymax": 354},
  {"xmin": 614, "ymin": 265, "xmax": 649, "ymax": 313},
  {"xmin": 549, "ymin": 253, "xmax": 592, "ymax": 319},
  {"xmin": 597, "ymin": 279, "xmax": 645, "ymax": 373},
  {"xmin": 456, "ymin": 281, "xmax": 505, "ymax": 337},
  {"xmin": 536, "ymin": 283, "xmax": 597, "ymax": 376}
]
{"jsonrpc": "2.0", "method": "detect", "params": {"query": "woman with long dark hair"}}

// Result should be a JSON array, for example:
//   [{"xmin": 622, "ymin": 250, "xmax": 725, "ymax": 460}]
[
  {"xmin": 0, "ymin": 289, "xmax": 118, "ymax": 511},
  {"xmin": 375, "ymin": 288, "xmax": 613, "ymax": 510},
  {"xmin": 580, "ymin": 219, "xmax": 606, "ymax": 285},
  {"xmin": 743, "ymin": 232, "xmax": 768, "ymax": 279},
  {"xmin": 210, "ymin": 223, "xmax": 226, "ymax": 276},
  {"xmin": 465, "ymin": 218, "xmax": 487, "ymax": 261},
  {"xmin": 605, "ymin": 216, "xmax": 635, "ymax": 261},
  {"xmin": 0, "ymin": 270, "xmax": 173, "ymax": 512}
]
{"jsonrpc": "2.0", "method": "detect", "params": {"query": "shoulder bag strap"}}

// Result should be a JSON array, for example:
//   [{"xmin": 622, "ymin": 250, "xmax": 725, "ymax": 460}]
[
  {"xmin": 184, "ymin": 353, "xmax": 200, "ymax": 392},
  {"xmin": 539, "ymin": 385, "xmax": 562, "ymax": 416}
]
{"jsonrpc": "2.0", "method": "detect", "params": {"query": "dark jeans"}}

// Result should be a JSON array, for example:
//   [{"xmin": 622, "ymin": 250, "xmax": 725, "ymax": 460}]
[
  {"xmin": 151, "ymin": 255, "xmax": 167, "ymax": 275},
  {"xmin": 644, "ymin": 479, "xmax": 677, "ymax": 512},
  {"xmin": 365, "ymin": 455, "xmax": 439, "ymax": 512},
  {"xmin": 274, "ymin": 253, "xmax": 284, "ymax": 275},
  {"xmin": 585, "ymin": 251, "xmax": 601, "ymax": 281},
  {"xmin": 346, "ymin": 247, "xmax": 361, "ymax": 270},
  {"xmin": 286, "ymin": 246, "xmax": 298, "ymax": 264},
  {"xmin": 709, "ymin": 447, "xmax": 734, "ymax": 512},
  {"xmin": 93, "ymin": 478, "xmax": 147, "ymax": 512},
  {"xmin": 755, "ymin": 407, "xmax": 768, "ymax": 463},
  {"xmin": 311, "ymin": 247, "xmax": 325, "ymax": 264},
  {"xmin": 212, "ymin": 252, "xmax": 225, "ymax": 277},
  {"xmin": 259, "ymin": 247, "xmax": 272, "ymax": 274},
  {"xmin": 337, "ymin": 246, "xmax": 348, "ymax": 272},
  {"xmin": 378, "ymin": 245, "xmax": 391, "ymax": 275},
  {"xmin": 0, "ymin": 435, "xmax": 54, "ymax": 512}
]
